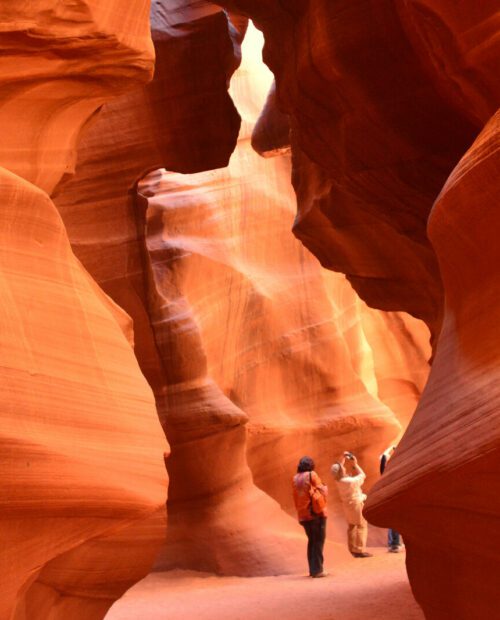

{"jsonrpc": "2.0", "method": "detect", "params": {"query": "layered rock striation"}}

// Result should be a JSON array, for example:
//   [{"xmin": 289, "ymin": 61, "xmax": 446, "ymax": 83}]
[
  {"xmin": 139, "ymin": 24, "xmax": 430, "ymax": 537},
  {"xmin": 7, "ymin": 2, "xmax": 496, "ymax": 618},
  {"xmin": 214, "ymin": 0, "xmax": 498, "ymax": 341},
  {"xmin": 53, "ymin": 8, "xmax": 313, "ymax": 576},
  {"xmin": 0, "ymin": 3, "xmax": 168, "ymax": 619},
  {"xmin": 54, "ymin": 12, "xmax": 430, "ymax": 578},
  {"xmin": 366, "ymin": 111, "xmax": 500, "ymax": 619},
  {"xmin": 210, "ymin": 1, "xmax": 500, "ymax": 617}
]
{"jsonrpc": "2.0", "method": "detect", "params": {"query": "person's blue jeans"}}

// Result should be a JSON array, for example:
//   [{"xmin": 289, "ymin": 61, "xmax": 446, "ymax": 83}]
[
  {"xmin": 301, "ymin": 516, "xmax": 326, "ymax": 576},
  {"xmin": 388, "ymin": 528, "xmax": 401, "ymax": 547}
]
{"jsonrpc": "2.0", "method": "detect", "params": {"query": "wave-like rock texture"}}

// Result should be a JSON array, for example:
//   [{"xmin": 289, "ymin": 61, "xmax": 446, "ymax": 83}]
[
  {"xmin": 53, "ymin": 3, "xmax": 241, "ymax": 402},
  {"xmin": 54, "ymin": 14, "xmax": 430, "ymax": 575},
  {"xmin": 366, "ymin": 111, "xmax": 500, "ymax": 620},
  {"xmin": 0, "ymin": 3, "xmax": 168, "ymax": 619},
  {"xmin": 0, "ymin": 1, "xmax": 155, "ymax": 194},
  {"xmin": 215, "ymin": 0, "xmax": 499, "ymax": 340},
  {"xmin": 139, "ymin": 26, "xmax": 430, "ymax": 527},
  {"xmin": 214, "ymin": 2, "xmax": 499, "ymax": 615},
  {"xmin": 53, "ymin": 9, "xmax": 314, "ymax": 576}
]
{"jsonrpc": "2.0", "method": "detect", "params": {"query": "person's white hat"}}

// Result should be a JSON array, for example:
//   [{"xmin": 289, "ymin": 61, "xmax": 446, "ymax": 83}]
[{"xmin": 331, "ymin": 463, "xmax": 342, "ymax": 479}]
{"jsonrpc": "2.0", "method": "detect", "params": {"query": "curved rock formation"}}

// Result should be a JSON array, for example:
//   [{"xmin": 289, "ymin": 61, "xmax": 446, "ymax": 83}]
[
  {"xmin": 214, "ymin": 1, "xmax": 499, "ymax": 615},
  {"xmin": 53, "ymin": 11, "xmax": 431, "ymax": 577},
  {"xmin": 139, "ymin": 24, "xmax": 430, "ymax": 534},
  {"xmin": 53, "ymin": 9, "xmax": 312, "ymax": 576},
  {"xmin": 0, "ymin": 3, "xmax": 168, "ymax": 619},
  {"xmin": 0, "ymin": 1, "xmax": 154, "ymax": 194},
  {"xmin": 366, "ymin": 111, "xmax": 500, "ymax": 619},
  {"xmin": 52, "ymin": 3, "xmax": 241, "ymax": 385},
  {"xmin": 214, "ymin": 0, "xmax": 498, "ymax": 340}
]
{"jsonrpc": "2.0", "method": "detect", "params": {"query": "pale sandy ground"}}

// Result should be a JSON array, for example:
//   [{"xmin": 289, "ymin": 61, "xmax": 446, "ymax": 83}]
[{"xmin": 106, "ymin": 548, "xmax": 424, "ymax": 620}]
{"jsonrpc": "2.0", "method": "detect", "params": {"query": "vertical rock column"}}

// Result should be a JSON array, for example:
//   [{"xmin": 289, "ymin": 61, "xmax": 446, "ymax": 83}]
[
  {"xmin": 139, "ymin": 24, "xmax": 429, "ymax": 557},
  {"xmin": 366, "ymin": 111, "xmax": 500, "ymax": 619},
  {"xmin": 0, "ymin": 3, "xmax": 168, "ymax": 619}
]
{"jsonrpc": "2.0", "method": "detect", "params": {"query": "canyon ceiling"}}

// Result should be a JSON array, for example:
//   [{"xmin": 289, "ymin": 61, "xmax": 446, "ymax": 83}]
[{"xmin": 0, "ymin": 2, "xmax": 498, "ymax": 620}]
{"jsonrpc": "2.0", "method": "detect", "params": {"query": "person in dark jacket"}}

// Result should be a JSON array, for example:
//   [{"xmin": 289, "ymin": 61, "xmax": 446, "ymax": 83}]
[
  {"xmin": 380, "ymin": 445, "xmax": 404, "ymax": 552},
  {"xmin": 292, "ymin": 456, "xmax": 328, "ymax": 577}
]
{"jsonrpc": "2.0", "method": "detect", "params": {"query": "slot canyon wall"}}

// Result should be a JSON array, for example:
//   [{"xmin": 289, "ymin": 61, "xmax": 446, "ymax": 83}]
[
  {"xmin": 211, "ymin": 1, "xmax": 500, "ymax": 618},
  {"xmin": 138, "ymin": 29, "xmax": 431, "ymax": 526},
  {"xmin": 1, "ymin": 2, "xmax": 498, "ymax": 620},
  {"xmin": 53, "ymin": 9, "xmax": 430, "ymax": 578},
  {"xmin": 0, "ymin": 2, "xmax": 168, "ymax": 620}
]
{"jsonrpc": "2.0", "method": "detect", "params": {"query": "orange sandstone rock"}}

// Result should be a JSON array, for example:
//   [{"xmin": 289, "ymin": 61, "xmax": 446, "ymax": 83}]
[
  {"xmin": 55, "ymin": 14, "xmax": 430, "ymax": 577},
  {"xmin": 0, "ymin": 169, "xmax": 167, "ymax": 620},
  {"xmin": 0, "ymin": 1, "xmax": 154, "ymax": 194},
  {"xmin": 139, "ymin": 25, "xmax": 430, "ymax": 538},
  {"xmin": 52, "ymin": 6, "xmax": 241, "ymax": 390},
  {"xmin": 54, "ymin": 10, "xmax": 310, "ymax": 576},
  {"xmin": 215, "ymin": 0, "xmax": 496, "ymax": 339},
  {"xmin": 366, "ymin": 111, "xmax": 500, "ymax": 620},
  {"xmin": 0, "ymin": 2, "xmax": 168, "ymax": 618}
]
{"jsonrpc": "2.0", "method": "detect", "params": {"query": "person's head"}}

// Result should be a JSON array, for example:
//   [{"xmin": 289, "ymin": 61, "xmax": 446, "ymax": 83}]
[
  {"xmin": 297, "ymin": 456, "xmax": 315, "ymax": 473},
  {"xmin": 331, "ymin": 462, "xmax": 345, "ymax": 480}
]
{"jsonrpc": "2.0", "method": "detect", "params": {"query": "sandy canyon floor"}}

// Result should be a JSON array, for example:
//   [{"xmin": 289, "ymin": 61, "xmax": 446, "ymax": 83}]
[{"xmin": 106, "ymin": 548, "xmax": 423, "ymax": 620}]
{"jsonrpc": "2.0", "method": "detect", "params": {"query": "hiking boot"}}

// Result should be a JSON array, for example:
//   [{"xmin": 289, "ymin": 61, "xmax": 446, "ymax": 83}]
[{"xmin": 352, "ymin": 552, "xmax": 373, "ymax": 558}]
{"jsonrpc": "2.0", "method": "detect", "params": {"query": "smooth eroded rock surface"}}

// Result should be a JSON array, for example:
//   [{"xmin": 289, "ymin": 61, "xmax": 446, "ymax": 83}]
[
  {"xmin": 0, "ymin": 170, "xmax": 167, "ymax": 620},
  {"xmin": 0, "ymin": 2, "xmax": 168, "ymax": 618},
  {"xmin": 215, "ymin": 0, "xmax": 499, "ymax": 340},
  {"xmin": 139, "ymin": 25, "xmax": 430, "ymax": 566},
  {"xmin": 365, "ymin": 111, "xmax": 500, "ymax": 620}
]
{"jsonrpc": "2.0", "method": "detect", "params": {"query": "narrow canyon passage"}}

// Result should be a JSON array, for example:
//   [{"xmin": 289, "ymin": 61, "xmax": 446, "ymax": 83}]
[
  {"xmin": 3, "ymin": 3, "xmax": 498, "ymax": 620},
  {"xmin": 106, "ymin": 550, "xmax": 423, "ymax": 620},
  {"xmin": 105, "ymin": 22, "xmax": 427, "ymax": 620}
]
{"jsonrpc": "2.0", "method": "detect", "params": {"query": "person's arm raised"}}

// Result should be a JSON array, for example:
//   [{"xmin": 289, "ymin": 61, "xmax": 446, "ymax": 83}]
[{"xmin": 351, "ymin": 455, "xmax": 365, "ymax": 478}]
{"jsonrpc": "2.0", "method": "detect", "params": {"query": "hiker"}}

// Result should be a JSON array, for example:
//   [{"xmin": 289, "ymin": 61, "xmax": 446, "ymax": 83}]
[
  {"xmin": 380, "ymin": 445, "xmax": 404, "ymax": 552},
  {"xmin": 331, "ymin": 452, "xmax": 372, "ymax": 558},
  {"xmin": 292, "ymin": 456, "xmax": 328, "ymax": 578}
]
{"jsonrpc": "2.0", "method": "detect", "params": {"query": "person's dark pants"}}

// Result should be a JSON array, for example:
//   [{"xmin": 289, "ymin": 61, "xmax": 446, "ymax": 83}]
[
  {"xmin": 301, "ymin": 517, "xmax": 326, "ymax": 576},
  {"xmin": 388, "ymin": 528, "xmax": 401, "ymax": 547}
]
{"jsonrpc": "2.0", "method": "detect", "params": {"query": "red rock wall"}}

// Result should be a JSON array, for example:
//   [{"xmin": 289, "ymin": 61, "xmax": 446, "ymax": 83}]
[
  {"xmin": 53, "ymin": 5, "xmax": 301, "ymax": 578},
  {"xmin": 211, "ymin": 1, "xmax": 499, "ymax": 616},
  {"xmin": 214, "ymin": 0, "xmax": 497, "ymax": 341},
  {"xmin": 0, "ymin": 3, "xmax": 168, "ymax": 619},
  {"xmin": 139, "ymin": 25, "xmax": 430, "ymax": 553},
  {"xmin": 8, "ymin": 2, "xmax": 496, "ymax": 617},
  {"xmin": 366, "ymin": 111, "xmax": 500, "ymax": 619},
  {"xmin": 53, "ymin": 13, "xmax": 430, "ymax": 578}
]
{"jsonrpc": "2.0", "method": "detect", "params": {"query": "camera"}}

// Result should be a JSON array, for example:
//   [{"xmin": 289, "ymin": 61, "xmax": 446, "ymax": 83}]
[{"xmin": 345, "ymin": 452, "xmax": 355, "ymax": 460}]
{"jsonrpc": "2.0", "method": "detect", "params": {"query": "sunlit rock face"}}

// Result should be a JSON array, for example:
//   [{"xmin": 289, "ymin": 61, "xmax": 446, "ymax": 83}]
[
  {"xmin": 52, "ymin": 1, "xmax": 241, "ymax": 403},
  {"xmin": 215, "ymin": 0, "xmax": 498, "ymax": 341},
  {"xmin": 53, "ymin": 9, "xmax": 313, "ymax": 577},
  {"xmin": 53, "ymin": 10, "xmax": 430, "ymax": 576},
  {"xmin": 0, "ymin": 3, "xmax": 168, "ymax": 619},
  {"xmin": 366, "ymin": 112, "xmax": 500, "ymax": 620},
  {"xmin": 211, "ymin": 1, "xmax": 499, "ymax": 617},
  {"xmin": 0, "ymin": 1, "xmax": 155, "ymax": 194},
  {"xmin": 139, "ymin": 25, "xmax": 430, "ymax": 538}
]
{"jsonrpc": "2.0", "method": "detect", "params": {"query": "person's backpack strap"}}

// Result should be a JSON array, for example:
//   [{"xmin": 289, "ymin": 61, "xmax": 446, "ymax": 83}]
[{"xmin": 309, "ymin": 471, "xmax": 315, "ymax": 515}]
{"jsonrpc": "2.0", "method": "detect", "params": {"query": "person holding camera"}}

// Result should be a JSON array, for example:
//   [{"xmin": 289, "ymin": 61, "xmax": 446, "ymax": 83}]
[
  {"xmin": 331, "ymin": 452, "xmax": 372, "ymax": 558},
  {"xmin": 292, "ymin": 456, "xmax": 328, "ymax": 578}
]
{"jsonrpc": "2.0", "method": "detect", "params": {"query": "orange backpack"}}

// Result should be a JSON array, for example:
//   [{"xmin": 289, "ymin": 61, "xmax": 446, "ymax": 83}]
[{"xmin": 309, "ymin": 472, "xmax": 327, "ymax": 515}]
